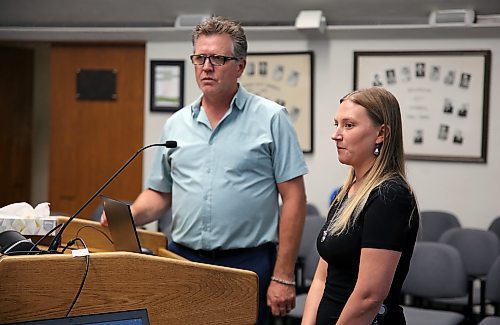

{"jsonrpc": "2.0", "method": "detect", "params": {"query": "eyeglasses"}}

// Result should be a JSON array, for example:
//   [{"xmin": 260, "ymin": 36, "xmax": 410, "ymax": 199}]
[{"xmin": 190, "ymin": 54, "xmax": 239, "ymax": 66}]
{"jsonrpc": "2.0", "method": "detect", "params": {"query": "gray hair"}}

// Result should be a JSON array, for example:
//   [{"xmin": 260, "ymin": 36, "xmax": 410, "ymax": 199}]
[{"xmin": 192, "ymin": 16, "xmax": 248, "ymax": 59}]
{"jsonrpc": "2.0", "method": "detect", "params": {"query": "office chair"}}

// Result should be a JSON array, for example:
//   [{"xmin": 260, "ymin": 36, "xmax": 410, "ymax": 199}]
[
  {"xmin": 436, "ymin": 228, "xmax": 500, "ymax": 319},
  {"xmin": 418, "ymin": 210, "xmax": 460, "ymax": 242},
  {"xmin": 478, "ymin": 257, "xmax": 500, "ymax": 324},
  {"xmin": 287, "ymin": 242, "xmax": 321, "ymax": 321},
  {"xmin": 295, "ymin": 215, "xmax": 324, "ymax": 293},
  {"xmin": 489, "ymin": 216, "xmax": 500, "ymax": 246},
  {"xmin": 402, "ymin": 242, "xmax": 467, "ymax": 325}
]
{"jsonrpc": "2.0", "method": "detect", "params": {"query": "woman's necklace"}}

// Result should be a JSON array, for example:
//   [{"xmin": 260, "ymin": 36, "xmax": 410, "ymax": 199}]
[
  {"xmin": 321, "ymin": 170, "xmax": 371, "ymax": 242},
  {"xmin": 320, "ymin": 191, "xmax": 350, "ymax": 242},
  {"xmin": 321, "ymin": 229, "xmax": 328, "ymax": 242}
]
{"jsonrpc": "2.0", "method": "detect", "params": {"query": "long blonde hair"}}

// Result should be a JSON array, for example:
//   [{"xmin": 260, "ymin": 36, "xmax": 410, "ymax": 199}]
[{"xmin": 328, "ymin": 87, "xmax": 409, "ymax": 235}]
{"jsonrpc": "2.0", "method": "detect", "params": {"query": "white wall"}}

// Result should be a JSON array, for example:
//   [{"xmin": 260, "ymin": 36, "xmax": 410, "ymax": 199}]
[{"xmin": 142, "ymin": 33, "xmax": 500, "ymax": 229}]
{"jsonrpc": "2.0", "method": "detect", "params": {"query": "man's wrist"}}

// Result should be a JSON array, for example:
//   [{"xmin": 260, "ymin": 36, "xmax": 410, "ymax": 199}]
[{"xmin": 271, "ymin": 276, "xmax": 296, "ymax": 287}]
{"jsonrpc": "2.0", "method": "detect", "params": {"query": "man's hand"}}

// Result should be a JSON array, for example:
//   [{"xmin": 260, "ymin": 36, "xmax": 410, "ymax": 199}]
[
  {"xmin": 267, "ymin": 280, "xmax": 296, "ymax": 317},
  {"xmin": 100, "ymin": 210, "xmax": 108, "ymax": 227}
]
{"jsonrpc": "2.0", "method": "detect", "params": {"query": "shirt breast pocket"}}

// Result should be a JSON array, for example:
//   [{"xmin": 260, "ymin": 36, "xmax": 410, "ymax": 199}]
[{"xmin": 222, "ymin": 140, "xmax": 272, "ymax": 174}]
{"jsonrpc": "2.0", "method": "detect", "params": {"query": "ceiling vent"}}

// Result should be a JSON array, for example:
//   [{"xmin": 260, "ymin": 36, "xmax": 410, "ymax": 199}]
[
  {"xmin": 429, "ymin": 9, "xmax": 476, "ymax": 25},
  {"xmin": 295, "ymin": 10, "xmax": 327, "ymax": 34}
]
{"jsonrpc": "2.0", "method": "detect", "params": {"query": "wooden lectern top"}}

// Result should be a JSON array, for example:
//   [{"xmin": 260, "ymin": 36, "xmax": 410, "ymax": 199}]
[{"xmin": 0, "ymin": 252, "xmax": 258, "ymax": 324}]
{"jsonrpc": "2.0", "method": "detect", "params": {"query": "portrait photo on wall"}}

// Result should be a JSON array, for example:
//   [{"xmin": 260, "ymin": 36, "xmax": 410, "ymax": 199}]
[
  {"xmin": 239, "ymin": 51, "xmax": 314, "ymax": 153},
  {"xmin": 354, "ymin": 50, "xmax": 491, "ymax": 163},
  {"xmin": 149, "ymin": 60, "xmax": 185, "ymax": 112}
]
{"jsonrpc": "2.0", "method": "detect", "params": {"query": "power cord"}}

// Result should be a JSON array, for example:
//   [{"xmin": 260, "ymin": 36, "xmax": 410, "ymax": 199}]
[
  {"xmin": 30, "ymin": 223, "xmax": 112, "ymax": 253},
  {"xmin": 1, "ymin": 235, "xmax": 91, "ymax": 317},
  {"xmin": 63, "ymin": 237, "xmax": 90, "ymax": 317},
  {"xmin": 75, "ymin": 225, "xmax": 114, "ymax": 246},
  {"xmin": 1, "ymin": 249, "xmax": 51, "ymax": 256}
]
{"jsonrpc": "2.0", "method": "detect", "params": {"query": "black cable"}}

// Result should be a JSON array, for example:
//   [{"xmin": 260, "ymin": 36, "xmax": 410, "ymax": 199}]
[
  {"xmin": 61, "ymin": 240, "xmax": 75, "ymax": 254},
  {"xmin": 65, "ymin": 237, "xmax": 90, "ymax": 317},
  {"xmin": 1, "ymin": 249, "xmax": 52, "ymax": 256},
  {"xmin": 75, "ymin": 225, "xmax": 114, "ymax": 245},
  {"xmin": 60, "ymin": 225, "xmax": 114, "ymax": 252},
  {"xmin": 30, "ymin": 223, "xmax": 63, "ymax": 253}
]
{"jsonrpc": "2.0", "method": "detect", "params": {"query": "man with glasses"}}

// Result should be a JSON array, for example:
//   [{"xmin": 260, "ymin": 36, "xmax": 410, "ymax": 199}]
[{"xmin": 102, "ymin": 16, "xmax": 307, "ymax": 324}]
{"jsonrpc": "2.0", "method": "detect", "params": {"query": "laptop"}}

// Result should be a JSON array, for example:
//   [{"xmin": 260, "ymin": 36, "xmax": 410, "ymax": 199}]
[
  {"xmin": 8, "ymin": 308, "xmax": 150, "ymax": 324},
  {"xmin": 101, "ymin": 195, "xmax": 149, "ymax": 254}
]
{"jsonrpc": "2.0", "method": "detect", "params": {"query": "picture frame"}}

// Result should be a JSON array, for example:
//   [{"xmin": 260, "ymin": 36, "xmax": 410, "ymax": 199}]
[
  {"xmin": 150, "ymin": 60, "xmax": 185, "ymax": 112},
  {"xmin": 354, "ymin": 50, "xmax": 491, "ymax": 163},
  {"xmin": 239, "ymin": 51, "xmax": 314, "ymax": 153}
]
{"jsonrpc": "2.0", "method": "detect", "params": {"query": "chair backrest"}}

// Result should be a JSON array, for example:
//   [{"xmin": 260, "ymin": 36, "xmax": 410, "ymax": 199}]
[
  {"xmin": 306, "ymin": 203, "xmax": 321, "ymax": 217},
  {"xmin": 486, "ymin": 256, "xmax": 500, "ymax": 304},
  {"xmin": 439, "ymin": 228, "xmax": 500, "ymax": 276},
  {"xmin": 303, "ymin": 242, "xmax": 320, "ymax": 281},
  {"xmin": 489, "ymin": 216, "xmax": 500, "ymax": 242},
  {"xmin": 296, "ymin": 216, "xmax": 325, "ymax": 292},
  {"xmin": 298, "ymin": 216, "xmax": 325, "ymax": 258},
  {"xmin": 478, "ymin": 317, "xmax": 500, "ymax": 325},
  {"xmin": 418, "ymin": 210, "xmax": 461, "ymax": 242},
  {"xmin": 402, "ymin": 242, "xmax": 467, "ymax": 298},
  {"xmin": 280, "ymin": 203, "xmax": 321, "ymax": 218}
]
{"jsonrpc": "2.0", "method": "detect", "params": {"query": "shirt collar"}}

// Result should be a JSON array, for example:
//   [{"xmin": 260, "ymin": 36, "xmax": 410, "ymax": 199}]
[{"xmin": 190, "ymin": 84, "xmax": 249, "ymax": 119}]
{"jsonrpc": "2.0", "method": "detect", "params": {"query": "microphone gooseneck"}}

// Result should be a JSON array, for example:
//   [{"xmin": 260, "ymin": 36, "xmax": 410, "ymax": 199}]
[{"xmin": 47, "ymin": 141, "xmax": 177, "ymax": 253}]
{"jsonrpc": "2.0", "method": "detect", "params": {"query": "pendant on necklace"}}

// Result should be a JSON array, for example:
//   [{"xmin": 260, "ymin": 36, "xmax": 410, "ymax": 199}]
[{"xmin": 321, "ymin": 230, "xmax": 328, "ymax": 242}]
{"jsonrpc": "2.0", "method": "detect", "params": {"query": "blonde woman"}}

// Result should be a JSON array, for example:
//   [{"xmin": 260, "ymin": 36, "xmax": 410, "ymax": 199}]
[{"xmin": 302, "ymin": 88, "xmax": 419, "ymax": 324}]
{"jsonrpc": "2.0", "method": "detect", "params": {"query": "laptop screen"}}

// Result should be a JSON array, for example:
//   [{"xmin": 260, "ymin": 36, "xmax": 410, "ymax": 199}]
[
  {"xmin": 8, "ymin": 309, "xmax": 150, "ymax": 325},
  {"xmin": 101, "ymin": 195, "xmax": 142, "ymax": 254}
]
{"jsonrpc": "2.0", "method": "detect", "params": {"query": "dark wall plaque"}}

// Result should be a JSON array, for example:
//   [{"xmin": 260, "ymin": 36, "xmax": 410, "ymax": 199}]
[{"xmin": 76, "ymin": 69, "xmax": 117, "ymax": 100}]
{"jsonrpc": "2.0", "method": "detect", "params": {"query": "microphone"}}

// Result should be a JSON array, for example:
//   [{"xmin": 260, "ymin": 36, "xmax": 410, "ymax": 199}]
[{"xmin": 47, "ymin": 140, "xmax": 177, "ymax": 253}]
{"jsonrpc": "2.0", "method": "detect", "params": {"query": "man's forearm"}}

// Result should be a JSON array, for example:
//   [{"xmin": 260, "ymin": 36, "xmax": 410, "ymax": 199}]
[
  {"xmin": 273, "ymin": 194, "xmax": 306, "ymax": 280},
  {"xmin": 131, "ymin": 189, "xmax": 171, "ymax": 226}
]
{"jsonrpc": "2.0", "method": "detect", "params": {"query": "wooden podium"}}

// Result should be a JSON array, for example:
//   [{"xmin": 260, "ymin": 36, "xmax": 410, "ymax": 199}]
[{"xmin": 0, "ymin": 218, "xmax": 258, "ymax": 324}]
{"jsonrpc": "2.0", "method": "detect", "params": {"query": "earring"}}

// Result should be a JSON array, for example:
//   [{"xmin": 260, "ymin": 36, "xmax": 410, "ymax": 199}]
[{"xmin": 374, "ymin": 143, "xmax": 381, "ymax": 156}]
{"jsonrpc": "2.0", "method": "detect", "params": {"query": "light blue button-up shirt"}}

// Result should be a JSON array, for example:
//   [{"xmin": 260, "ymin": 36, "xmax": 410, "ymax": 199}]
[{"xmin": 146, "ymin": 85, "xmax": 308, "ymax": 250}]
